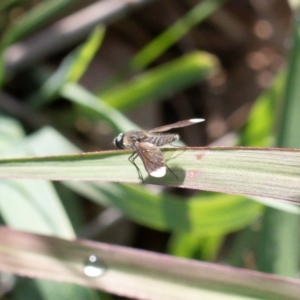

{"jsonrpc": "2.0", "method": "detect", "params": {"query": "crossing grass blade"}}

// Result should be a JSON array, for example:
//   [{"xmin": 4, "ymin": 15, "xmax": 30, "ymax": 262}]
[{"xmin": 1, "ymin": 226, "xmax": 300, "ymax": 300}]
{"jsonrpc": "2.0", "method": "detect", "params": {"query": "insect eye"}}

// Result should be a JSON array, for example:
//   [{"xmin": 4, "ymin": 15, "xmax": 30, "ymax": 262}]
[{"xmin": 113, "ymin": 133, "xmax": 125, "ymax": 149}]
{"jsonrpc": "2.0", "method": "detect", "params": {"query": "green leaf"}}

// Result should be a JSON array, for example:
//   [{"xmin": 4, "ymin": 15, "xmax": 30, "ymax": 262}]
[
  {"xmin": 0, "ymin": 125, "xmax": 75, "ymax": 238},
  {"xmin": 66, "ymin": 26, "xmax": 105, "ymax": 83},
  {"xmin": 0, "ymin": 115, "xmax": 25, "ymax": 151},
  {"xmin": 169, "ymin": 231, "xmax": 224, "ymax": 261},
  {"xmin": 28, "ymin": 27, "xmax": 105, "ymax": 108},
  {"xmin": 0, "ymin": 180, "xmax": 74, "ymax": 237},
  {"xmin": 13, "ymin": 279, "xmax": 104, "ymax": 300},
  {"xmin": 77, "ymin": 183, "xmax": 262, "ymax": 234},
  {"xmin": 1, "ymin": 147, "xmax": 300, "ymax": 205},
  {"xmin": 61, "ymin": 83, "xmax": 139, "ymax": 132},
  {"xmin": 1, "ymin": 0, "xmax": 74, "ymax": 47},
  {"xmin": 0, "ymin": 116, "xmax": 95, "ymax": 298},
  {"xmin": 278, "ymin": 27, "xmax": 300, "ymax": 148},
  {"xmin": 240, "ymin": 72, "xmax": 285, "ymax": 147},
  {"xmin": 5, "ymin": 126, "xmax": 259, "ymax": 235},
  {"xmin": 256, "ymin": 14, "xmax": 300, "ymax": 277},
  {"xmin": 130, "ymin": 0, "xmax": 225, "ymax": 70},
  {"xmin": 100, "ymin": 52, "xmax": 218, "ymax": 111}
]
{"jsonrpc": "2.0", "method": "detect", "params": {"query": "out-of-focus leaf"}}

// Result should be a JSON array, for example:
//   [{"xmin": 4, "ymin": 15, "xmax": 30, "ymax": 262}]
[
  {"xmin": 66, "ymin": 26, "xmax": 105, "ymax": 83},
  {"xmin": 0, "ymin": 115, "xmax": 25, "ymax": 150},
  {"xmin": 100, "ymin": 52, "xmax": 218, "ymax": 111},
  {"xmin": 240, "ymin": 72, "xmax": 285, "ymax": 147},
  {"xmin": 61, "ymin": 83, "xmax": 139, "ymax": 132},
  {"xmin": 0, "ymin": 124, "xmax": 75, "ymax": 238},
  {"xmin": 288, "ymin": 0, "xmax": 300, "ymax": 10},
  {"xmin": 0, "ymin": 179, "xmax": 74, "ymax": 237},
  {"xmin": 0, "ymin": 0, "xmax": 16, "ymax": 11},
  {"xmin": 256, "ymin": 15, "xmax": 300, "ymax": 277},
  {"xmin": 168, "ymin": 231, "xmax": 224, "ymax": 261},
  {"xmin": 0, "ymin": 121, "xmax": 97, "ymax": 297},
  {"xmin": 69, "ymin": 183, "xmax": 262, "ymax": 234},
  {"xmin": 13, "ymin": 278, "xmax": 103, "ymax": 300},
  {"xmin": 0, "ymin": 123, "xmax": 101, "ymax": 299},
  {"xmin": 1, "ymin": 0, "xmax": 74, "ymax": 47},
  {"xmin": 0, "ymin": 56, "xmax": 4, "ymax": 87},
  {"xmin": 278, "ymin": 35, "xmax": 300, "ymax": 147},
  {"xmin": 28, "ymin": 27, "xmax": 105, "ymax": 108},
  {"xmin": 130, "ymin": 0, "xmax": 225, "ymax": 70},
  {"xmin": 1, "ymin": 227, "xmax": 300, "ymax": 300}
]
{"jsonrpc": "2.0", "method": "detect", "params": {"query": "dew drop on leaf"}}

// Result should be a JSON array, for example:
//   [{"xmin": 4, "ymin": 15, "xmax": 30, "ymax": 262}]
[{"xmin": 83, "ymin": 255, "xmax": 106, "ymax": 278}]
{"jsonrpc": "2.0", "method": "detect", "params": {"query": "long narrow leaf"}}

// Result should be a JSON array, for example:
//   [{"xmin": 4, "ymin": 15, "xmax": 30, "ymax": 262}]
[
  {"xmin": 28, "ymin": 26, "xmax": 105, "ymax": 108},
  {"xmin": 1, "ymin": 0, "xmax": 74, "ymax": 47},
  {"xmin": 256, "ymin": 13, "xmax": 300, "ymax": 277},
  {"xmin": 1, "ymin": 227, "xmax": 300, "ymax": 299},
  {"xmin": 71, "ymin": 183, "xmax": 262, "ymax": 234},
  {"xmin": 130, "ymin": 0, "xmax": 225, "ymax": 69},
  {"xmin": 61, "ymin": 83, "xmax": 139, "ymax": 132},
  {"xmin": 100, "ymin": 52, "xmax": 218, "ymax": 111},
  {"xmin": 0, "ymin": 147, "xmax": 300, "ymax": 204},
  {"xmin": 5, "ymin": 126, "xmax": 262, "ymax": 234}
]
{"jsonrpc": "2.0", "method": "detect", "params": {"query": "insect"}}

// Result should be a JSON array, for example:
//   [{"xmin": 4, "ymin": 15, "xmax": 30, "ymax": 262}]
[{"xmin": 113, "ymin": 118, "xmax": 205, "ymax": 179}]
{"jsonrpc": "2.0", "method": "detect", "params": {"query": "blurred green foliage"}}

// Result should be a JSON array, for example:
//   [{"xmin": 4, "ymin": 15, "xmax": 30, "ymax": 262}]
[{"xmin": 0, "ymin": 0, "xmax": 299, "ymax": 299}]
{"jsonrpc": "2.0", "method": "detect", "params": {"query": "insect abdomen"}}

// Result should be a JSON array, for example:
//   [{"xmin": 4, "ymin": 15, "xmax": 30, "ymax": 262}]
[{"xmin": 145, "ymin": 134, "xmax": 179, "ymax": 146}]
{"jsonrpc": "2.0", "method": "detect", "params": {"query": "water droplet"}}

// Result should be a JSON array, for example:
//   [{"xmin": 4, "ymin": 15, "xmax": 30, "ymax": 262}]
[{"xmin": 84, "ymin": 255, "xmax": 106, "ymax": 278}]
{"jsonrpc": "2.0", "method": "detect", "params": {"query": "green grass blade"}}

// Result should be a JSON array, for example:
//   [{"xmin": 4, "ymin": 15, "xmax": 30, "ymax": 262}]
[
  {"xmin": 1, "ymin": 0, "xmax": 74, "ymax": 47},
  {"xmin": 0, "ymin": 179, "xmax": 75, "ymax": 237},
  {"xmin": 76, "ymin": 183, "xmax": 262, "ymax": 234},
  {"xmin": 61, "ymin": 83, "xmax": 139, "ymax": 132},
  {"xmin": 0, "ymin": 147, "xmax": 300, "ymax": 204},
  {"xmin": 28, "ymin": 27, "xmax": 105, "ymax": 108},
  {"xmin": 0, "ymin": 125, "xmax": 75, "ymax": 238},
  {"xmin": 130, "ymin": 0, "xmax": 225, "ymax": 70},
  {"xmin": 168, "ymin": 231, "xmax": 224, "ymax": 261},
  {"xmin": 100, "ymin": 52, "xmax": 218, "ymax": 111},
  {"xmin": 278, "ymin": 36, "xmax": 300, "ymax": 147},
  {"xmin": 258, "ymin": 209, "xmax": 299, "ymax": 277},
  {"xmin": 0, "ymin": 0, "xmax": 74, "ymax": 86},
  {"xmin": 0, "ymin": 115, "xmax": 25, "ymax": 150},
  {"xmin": 6, "ymin": 126, "xmax": 261, "ymax": 235},
  {"xmin": 240, "ymin": 72, "xmax": 285, "ymax": 147},
  {"xmin": 256, "ymin": 15, "xmax": 300, "ymax": 277},
  {"xmin": 66, "ymin": 26, "xmax": 105, "ymax": 83}
]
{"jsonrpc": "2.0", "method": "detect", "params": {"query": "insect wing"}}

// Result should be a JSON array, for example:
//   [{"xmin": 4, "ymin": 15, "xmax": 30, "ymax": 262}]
[
  {"xmin": 148, "ymin": 118, "xmax": 204, "ymax": 133},
  {"xmin": 135, "ymin": 142, "xmax": 166, "ymax": 177}
]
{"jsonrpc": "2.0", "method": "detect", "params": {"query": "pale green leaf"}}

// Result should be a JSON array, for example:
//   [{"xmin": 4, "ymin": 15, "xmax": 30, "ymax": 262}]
[
  {"xmin": 0, "ymin": 147, "xmax": 300, "ymax": 205},
  {"xmin": 2, "ymin": 126, "xmax": 261, "ymax": 234}
]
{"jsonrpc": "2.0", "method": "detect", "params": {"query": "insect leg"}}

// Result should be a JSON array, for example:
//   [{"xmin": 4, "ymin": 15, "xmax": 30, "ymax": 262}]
[
  {"xmin": 165, "ymin": 164, "xmax": 178, "ymax": 179},
  {"xmin": 128, "ymin": 151, "xmax": 143, "ymax": 181}
]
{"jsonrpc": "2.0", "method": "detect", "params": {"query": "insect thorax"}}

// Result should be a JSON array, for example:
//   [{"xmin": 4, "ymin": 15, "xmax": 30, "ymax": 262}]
[{"xmin": 124, "ymin": 130, "xmax": 147, "ymax": 149}]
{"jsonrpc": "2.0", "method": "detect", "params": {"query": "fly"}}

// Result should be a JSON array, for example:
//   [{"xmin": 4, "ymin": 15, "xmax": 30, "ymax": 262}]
[{"xmin": 113, "ymin": 118, "xmax": 205, "ymax": 179}]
